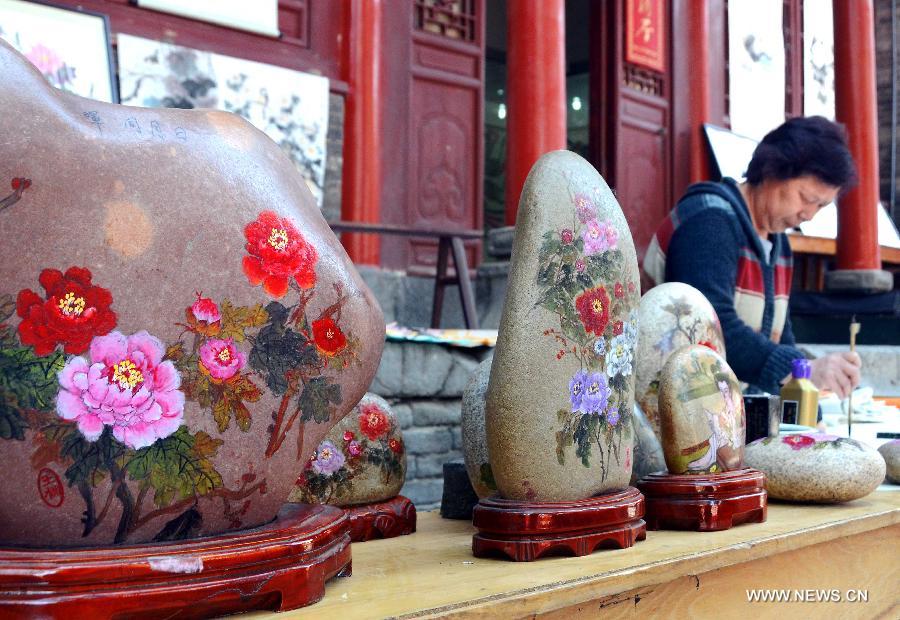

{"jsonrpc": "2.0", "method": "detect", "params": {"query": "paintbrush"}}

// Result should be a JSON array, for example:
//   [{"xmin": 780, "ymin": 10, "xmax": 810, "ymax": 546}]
[{"xmin": 848, "ymin": 315, "xmax": 860, "ymax": 437}]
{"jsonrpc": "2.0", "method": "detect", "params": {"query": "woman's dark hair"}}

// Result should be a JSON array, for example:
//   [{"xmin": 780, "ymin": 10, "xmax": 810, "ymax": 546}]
[{"xmin": 744, "ymin": 116, "xmax": 857, "ymax": 190}]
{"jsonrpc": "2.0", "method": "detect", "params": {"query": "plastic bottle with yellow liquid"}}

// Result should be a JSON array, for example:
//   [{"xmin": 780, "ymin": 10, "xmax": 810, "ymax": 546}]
[{"xmin": 780, "ymin": 358, "xmax": 819, "ymax": 427}]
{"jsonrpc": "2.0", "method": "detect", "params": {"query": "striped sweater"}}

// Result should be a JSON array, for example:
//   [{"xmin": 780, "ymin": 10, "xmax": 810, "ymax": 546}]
[{"xmin": 643, "ymin": 178, "xmax": 805, "ymax": 393}]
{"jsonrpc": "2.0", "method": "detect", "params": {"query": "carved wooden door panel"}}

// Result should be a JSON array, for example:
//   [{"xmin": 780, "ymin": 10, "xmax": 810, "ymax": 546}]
[{"xmin": 403, "ymin": 0, "xmax": 484, "ymax": 275}]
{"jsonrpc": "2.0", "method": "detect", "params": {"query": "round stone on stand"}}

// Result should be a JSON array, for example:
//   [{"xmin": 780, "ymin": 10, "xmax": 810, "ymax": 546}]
[{"xmin": 878, "ymin": 440, "xmax": 900, "ymax": 484}]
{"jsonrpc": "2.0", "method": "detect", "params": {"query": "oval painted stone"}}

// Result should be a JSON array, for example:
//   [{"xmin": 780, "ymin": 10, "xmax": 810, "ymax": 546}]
[
  {"xmin": 658, "ymin": 345, "xmax": 745, "ymax": 475},
  {"xmin": 630, "ymin": 403, "xmax": 667, "ymax": 485},
  {"xmin": 877, "ymin": 440, "xmax": 900, "ymax": 484},
  {"xmin": 635, "ymin": 282, "xmax": 725, "ymax": 436},
  {"xmin": 746, "ymin": 434, "xmax": 886, "ymax": 503},
  {"xmin": 0, "ymin": 41, "xmax": 384, "ymax": 547},
  {"xmin": 461, "ymin": 357, "xmax": 497, "ymax": 498},
  {"xmin": 485, "ymin": 151, "xmax": 639, "ymax": 502},
  {"xmin": 289, "ymin": 394, "xmax": 406, "ymax": 507}
]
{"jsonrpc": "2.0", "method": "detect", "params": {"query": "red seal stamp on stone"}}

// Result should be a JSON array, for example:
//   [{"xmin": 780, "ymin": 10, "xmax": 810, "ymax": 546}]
[{"xmin": 37, "ymin": 468, "xmax": 64, "ymax": 508}]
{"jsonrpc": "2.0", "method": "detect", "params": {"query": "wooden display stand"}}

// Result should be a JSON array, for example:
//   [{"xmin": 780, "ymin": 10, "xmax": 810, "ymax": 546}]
[
  {"xmin": 471, "ymin": 487, "xmax": 647, "ymax": 561},
  {"xmin": 0, "ymin": 503, "xmax": 351, "ymax": 619},
  {"xmin": 345, "ymin": 495, "xmax": 417, "ymax": 542},
  {"xmin": 637, "ymin": 468, "xmax": 767, "ymax": 531}
]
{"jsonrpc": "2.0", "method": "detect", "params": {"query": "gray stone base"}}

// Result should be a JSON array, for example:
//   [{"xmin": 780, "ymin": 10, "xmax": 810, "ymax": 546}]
[{"xmin": 824, "ymin": 269, "xmax": 894, "ymax": 293}]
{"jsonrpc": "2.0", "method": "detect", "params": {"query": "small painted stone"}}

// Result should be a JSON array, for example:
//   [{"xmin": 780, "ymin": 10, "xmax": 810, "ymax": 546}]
[
  {"xmin": 746, "ymin": 434, "xmax": 886, "ymax": 503},
  {"xmin": 658, "ymin": 345, "xmax": 745, "ymax": 475},
  {"xmin": 630, "ymin": 403, "xmax": 667, "ymax": 485},
  {"xmin": 635, "ymin": 282, "xmax": 725, "ymax": 437},
  {"xmin": 877, "ymin": 440, "xmax": 900, "ymax": 484},
  {"xmin": 461, "ymin": 356, "xmax": 497, "ymax": 498},
  {"xmin": 288, "ymin": 393, "xmax": 406, "ymax": 507},
  {"xmin": 485, "ymin": 151, "xmax": 639, "ymax": 501}
]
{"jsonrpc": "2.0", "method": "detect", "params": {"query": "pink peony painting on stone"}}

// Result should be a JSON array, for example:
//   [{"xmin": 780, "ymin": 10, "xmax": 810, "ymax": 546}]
[{"xmin": 0, "ymin": 38, "xmax": 383, "ymax": 547}]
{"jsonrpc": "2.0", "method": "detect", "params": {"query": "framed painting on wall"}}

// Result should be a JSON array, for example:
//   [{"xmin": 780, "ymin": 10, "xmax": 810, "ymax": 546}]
[{"xmin": 0, "ymin": 0, "xmax": 118, "ymax": 103}]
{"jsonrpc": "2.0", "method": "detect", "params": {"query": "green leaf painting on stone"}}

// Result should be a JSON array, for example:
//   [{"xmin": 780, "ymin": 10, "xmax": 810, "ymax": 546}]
[{"xmin": 536, "ymin": 186, "xmax": 639, "ymax": 479}]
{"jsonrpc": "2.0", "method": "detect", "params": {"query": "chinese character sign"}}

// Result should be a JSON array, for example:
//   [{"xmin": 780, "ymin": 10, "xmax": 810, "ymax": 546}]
[{"xmin": 626, "ymin": 0, "xmax": 665, "ymax": 73}]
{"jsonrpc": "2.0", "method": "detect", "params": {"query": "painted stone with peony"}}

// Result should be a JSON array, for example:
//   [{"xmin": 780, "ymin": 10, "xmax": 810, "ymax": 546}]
[
  {"xmin": 657, "ymin": 345, "xmax": 745, "ymax": 475},
  {"xmin": 485, "ymin": 151, "xmax": 640, "ymax": 502},
  {"xmin": 635, "ymin": 282, "xmax": 725, "ymax": 437},
  {"xmin": 746, "ymin": 434, "xmax": 885, "ymax": 502},
  {"xmin": 289, "ymin": 393, "xmax": 406, "ymax": 507},
  {"xmin": 0, "ymin": 38, "xmax": 384, "ymax": 548}
]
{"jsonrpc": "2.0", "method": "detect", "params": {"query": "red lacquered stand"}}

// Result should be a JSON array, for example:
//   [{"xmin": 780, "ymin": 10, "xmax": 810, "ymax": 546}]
[
  {"xmin": 0, "ymin": 503, "xmax": 351, "ymax": 619},
  {"xmin": 637, "ymin": 468, "xmax": 767, "ymax": 531},
  {"xmin": 345, "ymin": 495, "xmax": 417, "ymax": 542},
  {"xmin": 471, "ymin": 487, "xmax": 647, "ymax": 562}
]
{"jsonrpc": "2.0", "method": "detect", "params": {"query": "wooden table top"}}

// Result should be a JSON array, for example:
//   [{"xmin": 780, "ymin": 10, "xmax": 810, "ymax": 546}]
[
  {"xmin": 253, "ymin": 489, "xmax": 900, "ymax": 619},
  {"xmin": 788, "ymin": 234, "xmax": 900, "ymax": 265}
]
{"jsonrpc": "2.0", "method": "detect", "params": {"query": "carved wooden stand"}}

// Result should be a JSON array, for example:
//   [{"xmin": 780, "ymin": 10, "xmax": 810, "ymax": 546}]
[
  {"xmin": 637, "ymin": 468, "xmax": 768, "ymax": 531},
  {"xmin": 345, "ymin": 495, "xmax": 417, "ymax": 542},
  {"xmin": 0, "ymin": 503, "xmax": 351, "ymax": 619},
  {"xmin": 471, "ymin": 487, "xmax": 647, "ymax": 561}
]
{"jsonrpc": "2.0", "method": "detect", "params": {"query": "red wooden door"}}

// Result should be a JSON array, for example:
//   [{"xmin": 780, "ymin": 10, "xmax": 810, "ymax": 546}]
[
  {"xmin": 590, "ymin": 0, "xmax": 671, "ymax": 265},
  {"xmin": 380, "ymin": 1, "xmax": 484, "ymax": 274}
]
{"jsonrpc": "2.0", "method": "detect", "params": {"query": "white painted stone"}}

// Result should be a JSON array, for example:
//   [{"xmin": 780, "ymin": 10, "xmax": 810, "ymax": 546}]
[
  {"xmin": 746, "ymin": 433, "xmax": 885, "ymax": 503},
  {"xmin": 877, "ymin": 439, "xmax": 900, "ymax": 484},
  {"xmin": 635, "ymin": 282, "xmax": 724, "ymax": 437}
]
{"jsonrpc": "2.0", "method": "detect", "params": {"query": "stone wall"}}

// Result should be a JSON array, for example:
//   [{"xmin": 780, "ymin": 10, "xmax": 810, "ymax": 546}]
[{"xmin": 371, "ymin": 340, "xmax": 492, "ymax": 510}]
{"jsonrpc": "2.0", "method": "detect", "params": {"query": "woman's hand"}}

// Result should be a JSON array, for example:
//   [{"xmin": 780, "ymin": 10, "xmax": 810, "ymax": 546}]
[{"xmin": 809, "ymin": 352, "xmax": 862, "ymax": 399}]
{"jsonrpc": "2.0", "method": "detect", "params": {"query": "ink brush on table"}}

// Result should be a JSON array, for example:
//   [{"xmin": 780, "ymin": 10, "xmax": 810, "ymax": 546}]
[{"xmin": 848, "ymin": 315, "xmax": 860, "ymax": 437}]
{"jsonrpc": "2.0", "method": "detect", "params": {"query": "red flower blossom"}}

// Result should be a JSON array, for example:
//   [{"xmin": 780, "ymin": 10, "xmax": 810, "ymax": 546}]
[
  {"xmin": 561, "ymin": 228, "xmax": 574, "ymax": 244},
  {"xmin": 389, "ymin": 438, "xmax": 404, "ymax": 454},
  {"xmin": 575, "ymin": 286, "xmax": 611, "ymax": 336},
  {"xmin": 614, "ymin": 282, "xmax": 624, "ymax": 298},
  {"xmin": 782, "ymin": 434, "xmax": 816, "ymax": 450},
  {"xmin": 359, "ymin": 403, "xmax": 390, "ymax": 441},
  {"xmin": 627, "ymin": 281, "xmax": 636, "ymax": 294},
  {"xmin": 17, "ymin": 267, "xmax": 117, "ymax": 356},
  {"xmin": 613, "ymin": 320, "xmax": 624, "ymax": 335},
  {"xmin": 347, "ymin": 440, "xmax": 363, "ymax": 457},
  {"xmin": 242, "ymin": 211, "xmax": 318, "ymax": 298},
  {"xmin": 312, "ymin": 317, "xmax": 347, "ymax": 356},
  {"xmin": 698, "ymin": 340, "xmax": 718, "ymax": 353},
  {"xmin": 343, "ymin": 430, "xmax": 355, "ymax": 443}
]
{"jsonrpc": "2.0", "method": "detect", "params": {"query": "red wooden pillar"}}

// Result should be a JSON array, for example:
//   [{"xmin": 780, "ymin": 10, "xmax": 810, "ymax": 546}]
[
  {"xmin": 342, "ymin": 0, "xmax": 382, "ymax": 264},
  {"xmin": 829, "ymin": 0, "xmax": 892, "ymax": 291},
  {"xmin": 504, "ymin": 0, "xmax": 567, "ymax": 226},
  {"xmin": 687, "ymin": 0, "xmax": 711, "ymax": 184}
]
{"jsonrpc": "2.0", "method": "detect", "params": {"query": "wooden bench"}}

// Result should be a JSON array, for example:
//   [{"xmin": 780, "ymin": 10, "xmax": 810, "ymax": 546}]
[{"xmin": 327, "ymin": 221, "xmax": 482, "ymax": 329}]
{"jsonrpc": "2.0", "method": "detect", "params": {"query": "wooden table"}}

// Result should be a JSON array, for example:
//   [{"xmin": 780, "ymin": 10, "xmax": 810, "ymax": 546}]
[
  {"xmin": 253, "ymin": 489, "xmax": 900, "ymax": 619},
  {"xmin": 788, "ymin": 235, "xmax": 900, "ymax": 290}
]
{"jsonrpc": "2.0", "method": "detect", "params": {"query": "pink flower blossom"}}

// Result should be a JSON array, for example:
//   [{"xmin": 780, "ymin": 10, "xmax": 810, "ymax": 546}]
[
  {"xmin": 573, "ymin": 194, "xmax": 596, "ymax": 223},
  {"xmin": 26, "ymin": 44, "xmax": 64, "ymax": 76},
  {"xmin": 575, "ymin": 258, "xmax": 586, "ymax": 273},
  {"xmin": 56, "ymin": 331, "xmax": 184, "ymax": 450},
  {"xmin": 199, "ymin": 338, "xmax": 246, "ymax": 381},
  {"xmin": 348, "ymin": 440, "xmax": 363, "ymax": 457},
  {"xmin": 581, "ymin": 219, "xmax": 619, "ymax": 255},
  {"xmin": 190, "ymin": 293, "xmax": 220, "ymax": 324}
]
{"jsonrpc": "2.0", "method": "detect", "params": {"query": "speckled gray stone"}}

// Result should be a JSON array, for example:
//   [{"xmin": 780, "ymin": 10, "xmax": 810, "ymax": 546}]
[
  {"xmin": 485, "ymin": 151, "xmax": 639, "ymax": 501},
  {"xmin": 877, "ymin": 439, "xmax": 900, "ymax": 484},
  {"xmin": 461, "ymin": 356, "xmax": 496, "ymax": 498},
  {"xmin": 635, "ymin": 282, "xmax": 724, "ymax": 437},
  {"xmin": 630, "ymin": 403, "xmax": 666, "ymax": 485},
  {"xmin": 289, "ymin": 393, "xmax": 406, "ymax": 507},
  {"xmin": 746, "ymin": 433, "xmax": 885, "ymax": 503},
  {"xmin": 658, "ymin": 345, "xmax": 745, "ymax": 475}
]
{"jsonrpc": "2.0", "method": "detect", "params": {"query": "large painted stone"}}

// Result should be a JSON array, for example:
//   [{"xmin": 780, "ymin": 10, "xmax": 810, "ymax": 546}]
[
  {"xmin": 461, "ymin": 357, "xmax": 497, "ymax": 498},
  {"xmin": 630, "ymin": 403, "xmax": 667, "ymax": 485},
  {"xmin": 485, "ymin": 151, "xmax": 640, "ymax": 502},
  {"xmin": 746, "ymin": 434, "xmax": 886, "ymax": 502},
  {"xmin": 289, "ymin": 394, "xmax": 406, "ymax": 506},
  {"xmin": 635, "ymin": 282, "xmax": 725, "ymax": 436},
  {"xmin": 877, "ymin": 440, "xmax": 900, "ymax": 484},
  {"xmin": 0, "ymin": 40, "xmax": 384, "ymax": 547},
  {"xmin": 658, "ymin": 345, "xmax": 745, "ymax": 474}
]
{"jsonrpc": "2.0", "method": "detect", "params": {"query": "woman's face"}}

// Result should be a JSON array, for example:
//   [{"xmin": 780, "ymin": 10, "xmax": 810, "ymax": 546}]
[{"xmin": 759, "ymin": 175, "xmax": 840, "ymax": 233}]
